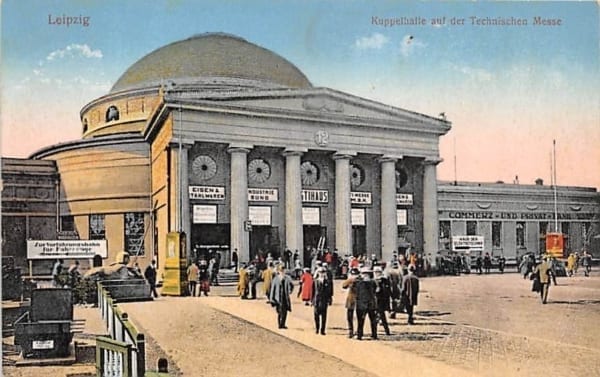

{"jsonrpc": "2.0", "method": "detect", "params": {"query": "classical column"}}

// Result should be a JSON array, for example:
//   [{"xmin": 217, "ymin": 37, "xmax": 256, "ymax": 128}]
[
  {"xmin": 334, "ymin": 153, "xmax": 353, "ymax": 256},
  {"xmin": 423, "ymin": 158, "xmax": 442, "ymax": 268},
  {"xmin": 180, "ymin": 144, "xmax": 192, "ymax": 258},
  {"xmin": 228, "ymin": 145, "xmax": 251, "ymax": 263},
  {"xmin": 379, "ymin": 156, "xmax": 398, "ymax": 263},
  {"xmin": 283, "ymin": 150, "xmax": 305, "ymax": 258}
]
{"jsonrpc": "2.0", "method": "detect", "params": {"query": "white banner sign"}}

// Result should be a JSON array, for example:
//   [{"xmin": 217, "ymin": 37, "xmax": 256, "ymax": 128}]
[
  {"xmin": 351, "ymin": 192, "xmax": 372, "ymax": 205},
  {"xmin": 351, "ymin": 208, "xmax": 366, "ymax": 226},
  {"xmin": 193, "ymin": 205, "xmax": 217, "ymax": 224},
  {"xmin": 396, "ymin": 193, "xmax": 413, "ymax": 206},
  {"xmin": 248, "ymin": 188, "xmax": 278, "ymax": 202},
  {"xmin": 452, "ymin": 236, "xmax": 485, "ymax": 251},
  {"xmin": 249, "ymin": 206, "xmax": 271, "ymax": 225},
  {"xmin": 302, "ymin": 207, "xmax": 321, "ymax": 225},
  {"xmin": 396, "ymin": 209, "xmax": 407, "ymax": 226},
  {"xmin": 302, "ymin": 189, "xmax": 329, "ymax": 203},
  {"xmin": 27, "ymin": 240, "xmax": 108, "ymax": 260},
  {"xmin": 189, "ymin": 186, "xmax": 225, "ymax": 200}
]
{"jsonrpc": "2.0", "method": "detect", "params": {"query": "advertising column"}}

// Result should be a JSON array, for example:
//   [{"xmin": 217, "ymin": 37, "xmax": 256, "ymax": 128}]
[
  {"xmin": 423, "ymin": 158, "xmax": 441, "ymax": 268},
  {"xmin": 284, "ymin": 150, "xmax": 305, "ymax": 257},
  {"xmin": 228, "ymin": 146, "xmax": 251, "ymax": 262},
  {"xmin": 334, "ymin": 153, "xmax": 354, "ymax": 256}
]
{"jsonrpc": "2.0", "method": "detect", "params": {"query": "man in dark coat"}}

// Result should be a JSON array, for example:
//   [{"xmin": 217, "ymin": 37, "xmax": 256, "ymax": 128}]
[
  {"xmin": 401, "ymin": 264, "xmax": 420, "ymax": 325},
  {"xmin": 373, "ymin": 266, "xmax": 391, "ymax": 335},
  {"xmin": 311, "ymin": 267, "xmax": 333, "ymax": 335},
  {"xmin": 269, "ymin": 265, "xmax": 294, "ymax": 329},
  {"xmin": 355, "ymin": 267, "xmax": 378, "ymax": 340},
  {"xmin": 144, "ymin": 260, "xmax": 159, "ymax": 298}
]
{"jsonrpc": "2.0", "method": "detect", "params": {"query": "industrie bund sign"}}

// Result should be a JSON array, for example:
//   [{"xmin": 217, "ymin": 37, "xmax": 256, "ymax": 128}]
[{"xmin": 27, "ymin": 240, "xmax": 108, "ymax": 259}]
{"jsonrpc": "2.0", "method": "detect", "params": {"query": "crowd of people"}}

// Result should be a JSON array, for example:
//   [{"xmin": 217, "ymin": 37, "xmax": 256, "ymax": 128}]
[
  {"xmin": 234, "ymin": 249, "xmax": 421, "ymax": 339},
  {"xmin": 185, "ymin": 250, "xmax": 222, "ymax": 297}
]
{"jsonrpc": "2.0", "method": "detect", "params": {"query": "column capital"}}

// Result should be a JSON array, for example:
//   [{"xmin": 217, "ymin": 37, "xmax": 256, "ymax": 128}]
[
  {"xmin": 169, "ymin": 141, "xmax": 194, "ymax": 149},
  {"xmin": 227, "ymin": 144, "xmax": 253, "ymax": 154},
  {"xmin": 282, "ymin": 148, "xmax": 307, "ymax": 157},
  {"xmin": 332, "ymin": 151, "xmax": 356, "ymax": 160},
  {"xmin": 423, "ymin": 157, "xmax": 443, "ymax": 166},
  {"xmin": 378, "ymin": 155, "xmax": 403, "ymax": 164}
]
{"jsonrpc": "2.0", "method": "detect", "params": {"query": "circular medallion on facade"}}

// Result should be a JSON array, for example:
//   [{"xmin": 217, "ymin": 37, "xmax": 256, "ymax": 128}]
[
  {"xmin": 248, "ymin": 159, "xmax": 271, "ymax": 183},
  {"xmin": 314, "ymin": 130, "xmax": 329, "ymax": 147},
  {"xmin": 192, "ymin": 155, "xmax": 217, "ymax": 180},
  {"xmin": 300, "ymin": 161, "xmax": 320, "ymax": 186},
  {"xmin": 395, "ymin": 168, "xmax": 409, "ymax": 190},
  {"xmin": 350, "ymin": 164, "xmax": 364, "ymax": 189}
]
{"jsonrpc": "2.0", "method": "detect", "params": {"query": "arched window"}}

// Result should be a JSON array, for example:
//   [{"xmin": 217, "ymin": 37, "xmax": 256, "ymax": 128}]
[
  {"xmin": 106, "ymin": 106, "xmax": 119, "ymax": 122},
  {"xmin": 82, "ymin": 119, "xmax": 88, "ymax": 133}
]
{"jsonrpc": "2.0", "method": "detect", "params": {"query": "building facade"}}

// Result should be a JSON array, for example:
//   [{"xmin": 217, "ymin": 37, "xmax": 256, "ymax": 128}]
[
  {"xmin": 438, "ymin": 181, "xmax": 600, "ymax": 263},
  {"xmin": 3, "ymin": 34, "xmax": 597, "ymax": 278},
  {"xmin": 7, "ymin": 34, "xmax": 449, "ymax": 276}
]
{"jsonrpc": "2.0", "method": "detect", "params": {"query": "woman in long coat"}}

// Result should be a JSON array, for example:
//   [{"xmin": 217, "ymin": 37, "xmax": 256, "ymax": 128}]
[
  {"xmin": 237, "ymin": 264, "xmax": 249, "ymax": 299},
  {"xmin": 261, "ymin": 263, "xmax": 274, "ymax": 301},
  {"xmin": 298, "ymin": 268, "xmax": 314, "ymax": 306}
]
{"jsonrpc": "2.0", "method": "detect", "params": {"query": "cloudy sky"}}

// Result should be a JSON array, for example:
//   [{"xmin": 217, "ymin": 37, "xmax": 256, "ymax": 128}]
[{"xmin": 1, "ymin": 0, "xmax": 599, "ymax": 188}]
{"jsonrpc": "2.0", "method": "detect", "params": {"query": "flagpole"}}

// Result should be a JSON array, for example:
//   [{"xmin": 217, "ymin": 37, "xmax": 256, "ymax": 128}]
[{"xmin": 552, "ymin": 140, "xmax": 558, "ymax": 232}]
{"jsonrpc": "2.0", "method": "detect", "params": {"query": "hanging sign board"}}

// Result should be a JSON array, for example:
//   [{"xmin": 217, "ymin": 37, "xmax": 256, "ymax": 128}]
[
  {"xmin": 27, "ymin": 240, "xmax": 108, "ymax": 259},
  {"xmin": 351, "ymin": 192, "xmax": 372, "ymax": 205},
  {"xmin": 396, "ymin": 193, "xmax": 413, "ymax": 206},
  {"xmin": 189, "ymin": 186, "xmax": 225, "ymax": 200}
]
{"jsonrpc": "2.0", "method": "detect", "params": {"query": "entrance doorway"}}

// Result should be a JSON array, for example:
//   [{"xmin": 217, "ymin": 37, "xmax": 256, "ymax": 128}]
[
  {"xmin": 249, "ymin": 226, "xmax": 280, "ymax": 260},
  {"xmin": 191, "ymin": 224, "xmax": 230, "ymax": 263},
  {"xmin": 303, "ymin": 226, "xmax": 327, "ymax": 266},
  {"xmin": 352, "ymin": 225, "xmax": 366, "ymax": 257}
]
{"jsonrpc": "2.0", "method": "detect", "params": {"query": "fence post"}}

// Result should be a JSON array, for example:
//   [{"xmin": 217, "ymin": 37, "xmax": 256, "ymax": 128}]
[{"xmin": 136, "ymin": 333, "xmax": 146, "ymax": 377}]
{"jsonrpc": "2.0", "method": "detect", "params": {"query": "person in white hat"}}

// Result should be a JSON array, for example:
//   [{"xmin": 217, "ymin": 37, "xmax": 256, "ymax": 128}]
[
  {"xmin": 311, "ymin": 266, "xmax": 333, "ymax": 335},
  {"xmin": 355, "ymin": 267, "xmax": 377, "ymax": 340}
]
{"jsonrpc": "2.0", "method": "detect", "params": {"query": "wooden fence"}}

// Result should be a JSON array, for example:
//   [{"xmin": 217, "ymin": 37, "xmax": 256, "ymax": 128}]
[{"xmin": 96, "ymin": 283, "xmax": 146, "ymax": 377}]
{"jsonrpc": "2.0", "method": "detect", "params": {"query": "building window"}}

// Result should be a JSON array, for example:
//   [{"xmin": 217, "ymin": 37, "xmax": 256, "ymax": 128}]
[
  {"xmin": 89, "ymin": 214, "xmax": 105, "ymax": 240},
  {"xmin": 83, "ymin": 119, "xmax": 88, "ymax": 133},
  {"xmin": 124, "ymin": 213, "xmax": 145, "ymax": 256},
  {"xmin": 466, "ymin": 221, "xmax": 477, "ymax": 236},
  {"xmin": 516, "ymin": 222, "xmax": 526, "ymax": 247},
  {"xmin": 106, "ymin": 105, "xmax": 120, "ymax": 122},
  {"xmin": 492, "ymin": 221, "xmax": 502, "ymax": 248},
  {"xmin": 583, "ymin": 222, "xmax": 591, "ymax": 245},
  {"xmin": 439, "ymin": 221, "xmax": 451, "ymax": 239},
  {"xmin": 61, "ymin": 216, "xmax": 75, "ymax": 231},
  {"xmin": 539, "ymin": 222, "xmax": 548, "ymax": 237}
]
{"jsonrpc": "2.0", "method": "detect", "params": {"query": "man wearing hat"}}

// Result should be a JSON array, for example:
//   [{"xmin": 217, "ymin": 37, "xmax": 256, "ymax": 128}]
[
  {"xmin": 355, "ymin": 267, "xmax": 378, "ymax": 340},
  {"xmin": 269, "ymin": 265, "xmax": 294, "ymax": 329},
  {"xmin": 387, "ymin": 261, "xmax": 402, "ymax": 319},
  {"xmin": 533, "ymin": 256, "xmax": 552, "ymax": 304},
  {"xmin": 373, "ymin": 266, "xmax": 392, "ymax": 335},
  {"xmin": 311, "ymin": 266, "xmax": 333, "ymax": 335},
  {"xmin": 342, "ymin": 268, "xmax": 360, "ymax": 338},
  {"xmin": 401, "ymin": 265, "xmax": 420, "ymax": 325}
]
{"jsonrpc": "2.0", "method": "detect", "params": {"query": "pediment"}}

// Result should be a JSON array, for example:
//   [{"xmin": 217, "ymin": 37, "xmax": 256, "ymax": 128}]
[{"xmin": 176, "ymin": 87, "xmax": 450, "ymax": 133}]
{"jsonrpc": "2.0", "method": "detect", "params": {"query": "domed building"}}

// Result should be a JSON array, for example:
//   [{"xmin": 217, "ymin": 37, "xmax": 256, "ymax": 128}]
[{"xmin": 25, "ymin": 33, "xmax": 451, "ymax": 279}]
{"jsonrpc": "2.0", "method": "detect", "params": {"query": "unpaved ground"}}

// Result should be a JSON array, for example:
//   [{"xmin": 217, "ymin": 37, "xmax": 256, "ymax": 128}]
[{"xmin": 3, "ymin": 271, "xmax": 600, "ymax": 377}]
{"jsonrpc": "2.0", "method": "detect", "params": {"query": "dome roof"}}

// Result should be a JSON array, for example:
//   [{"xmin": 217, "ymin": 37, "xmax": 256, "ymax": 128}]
[{"xmin": 110, "ymin": 33, "xmax": 312, "ymax": 92}]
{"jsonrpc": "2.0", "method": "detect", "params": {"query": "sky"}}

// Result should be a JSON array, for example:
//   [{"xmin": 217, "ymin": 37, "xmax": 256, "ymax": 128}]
[{"xmin": 1, "ymin": 0, "xmax": 599, "ymax": 188}]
